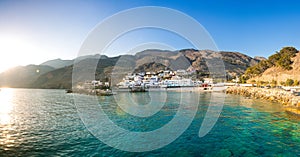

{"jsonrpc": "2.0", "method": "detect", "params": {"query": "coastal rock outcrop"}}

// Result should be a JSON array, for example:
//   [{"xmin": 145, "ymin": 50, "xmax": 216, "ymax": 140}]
[{"xmin": 226, "ymin": 86, "xmax": 300, "ymax": 115}]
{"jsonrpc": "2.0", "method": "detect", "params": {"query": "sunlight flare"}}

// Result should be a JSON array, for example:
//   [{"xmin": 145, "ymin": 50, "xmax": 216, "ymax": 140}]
[
  {"xmin": 0, "ymin": 88, "xmax": 14, "ymax": 125},
  {"xmin": 0, "ymin": 36, "xmax": 39, "ymax": 72}
]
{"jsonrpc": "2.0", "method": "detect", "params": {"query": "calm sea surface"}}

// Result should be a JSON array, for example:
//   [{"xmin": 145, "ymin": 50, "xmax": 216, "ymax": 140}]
[{"xmin": 0, "ymin": 88, "xmax": 299, "ymax": 156}]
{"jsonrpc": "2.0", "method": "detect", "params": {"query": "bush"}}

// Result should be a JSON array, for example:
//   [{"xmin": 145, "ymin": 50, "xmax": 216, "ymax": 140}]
[
  {"xmin": 271, "ymin": 80, "xmax": 277, "ymax": 87},
  {"xmin": 293, "ymin": 80, "xmax": 299, "ymax": 86},
  {"xmin": 286, "ymin": 79, "xmax": 294, "ymax": 86},
  {"xmin": 239, "ymin": 75, "xmax": 249, "ymax": 83},
  {"xmin": 271, "ymin": 47, "xmax": 298, "ymax": 70}
]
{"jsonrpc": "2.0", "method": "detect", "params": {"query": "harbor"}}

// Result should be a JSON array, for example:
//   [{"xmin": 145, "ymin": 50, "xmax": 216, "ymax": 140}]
[{"xmin": 71, "ymin": 69, "xmax": 228, "ymax": 95}]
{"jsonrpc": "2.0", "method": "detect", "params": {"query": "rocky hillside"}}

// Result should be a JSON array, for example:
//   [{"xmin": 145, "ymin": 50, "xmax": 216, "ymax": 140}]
[
  {"xmin": 134, "ymin": 49, "xmax": 260, "ymax": 77},
  {"xmin": 0, "ymin": 49, "xmax": 260, "ymax": 89},
  {"xmin": 248, "ymin": 50, "xmax": 300, "ymax": 84},
  {"xmin": 0, "ymin": 65, "xmax": 55, "ymax": 88},
  {"xmin": 133, "ymin": 62, "xmax": 170, "ymax": 74},
  {"xmin": 244, "ymin": 47, "xmax": 299, "ymax": 85}
]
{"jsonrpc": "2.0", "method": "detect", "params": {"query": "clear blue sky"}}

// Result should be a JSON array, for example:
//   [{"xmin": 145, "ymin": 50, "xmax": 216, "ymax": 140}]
[{"xmin": 0, "ymin": 0, "xmax": 300, "ymax": 71}]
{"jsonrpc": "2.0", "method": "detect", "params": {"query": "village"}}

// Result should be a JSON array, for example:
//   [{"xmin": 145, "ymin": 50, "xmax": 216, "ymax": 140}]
[
  {"xmin": 73, "ymin": 69, "xmax": 236, "ymax": 94},
  {"xmin": 116, "ymin": 69, "xmax": 212, "ymax": 91}
]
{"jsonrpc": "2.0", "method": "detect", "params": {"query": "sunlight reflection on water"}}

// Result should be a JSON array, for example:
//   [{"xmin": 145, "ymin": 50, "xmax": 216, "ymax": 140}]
[
  {"xmin": 0, "ymin": 88, "xmax": 14, "ymax": 125},
  {"xmin": 0, "ymin": 88, "xmax": 16, "ymax": 150}
]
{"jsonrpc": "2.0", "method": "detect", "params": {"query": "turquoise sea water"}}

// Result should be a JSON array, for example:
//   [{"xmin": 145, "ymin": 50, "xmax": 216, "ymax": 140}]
[{"xmin": 0, "ymin": 88, "xmax": 299, "ymax": 156}]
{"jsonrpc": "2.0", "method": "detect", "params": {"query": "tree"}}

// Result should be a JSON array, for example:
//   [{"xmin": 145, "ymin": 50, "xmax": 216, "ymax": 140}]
[
  {"xmin": 293, "ymin": 80, "xmax": 299, "ymax": 86},
  {"xmin": 280, "ymin": 81, "xmax": 286, "ymax": 86},
  {"xmin": 260, "ymin": 81, "xmax": 267, "ymax": 85},
  {"xmin": 280, "ymin": 47, "xmax": 298, "ymax": 56},
  {"xmin": 278, "ymin": 54, "xmax": 293, "ymax": 70},
  {"xmin": 268, "ymin": 52, "xmax": 280, "ymax": 66},
  {"xmin": 277, "ymin": 47, "xmax": 298, "ymax": 70},
  {"xmin": 286, "ymin": 79, "xmax": 294, "ymax": 86},
  {"xmin": 271, "ymin": 79, "xmax": 277, "ymax": 87},
  {"xmin": 239, "ymin": 75, "xmax": 248, "ymax": 83}
]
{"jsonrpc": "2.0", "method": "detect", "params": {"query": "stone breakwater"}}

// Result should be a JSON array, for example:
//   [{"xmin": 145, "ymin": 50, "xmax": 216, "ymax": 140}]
[{"xmin": 226, "ymin": 86, "xmax": 300, "ymax": 115}]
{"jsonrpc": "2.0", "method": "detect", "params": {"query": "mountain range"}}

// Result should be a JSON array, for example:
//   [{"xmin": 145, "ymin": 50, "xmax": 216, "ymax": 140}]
[{"xmin": 0, "ymin": 49, "xmax": 263, "ymax": 89}]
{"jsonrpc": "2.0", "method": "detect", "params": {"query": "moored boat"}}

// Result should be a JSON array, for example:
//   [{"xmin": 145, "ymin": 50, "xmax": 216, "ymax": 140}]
[{"xmin": 128, "ymin": 82, "xmax": 149, "ymax": 92}]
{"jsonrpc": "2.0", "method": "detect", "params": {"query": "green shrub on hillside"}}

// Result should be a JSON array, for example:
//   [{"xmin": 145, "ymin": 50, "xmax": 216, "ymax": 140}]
[
  {"xmin": 271, "ymin": 80, "xmax": 277, "ymax": 87},
  {"xmin": 293, "ymin": 80, "xmax": 299, "ymax": 86},
  {"xmin": 280, "ymin": 81, "xmax": 286, "ymax": 86},
  {"xmin": 275, "ymin": 47, "xmax": 298, "ymax": 70},
  {"xmin": 286, "ymin": 79, "xmax": 294, "ymax": 86},
  {"xmin": 244, "ymin": 47, "xmax": 298, "ymax": 79},
  {"xmin": 239, "ymin": 75, "xmax": 248, "ymax": 83}
]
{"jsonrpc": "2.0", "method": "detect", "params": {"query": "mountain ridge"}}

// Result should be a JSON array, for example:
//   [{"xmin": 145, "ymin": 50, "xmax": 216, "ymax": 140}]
[
  {"xmin": 40, "ymin": 58, "xmax": 73, "ymax": 69},
  {"xmin": 0, "ymin": 49, "xmax": 261, "ymax": 89}
]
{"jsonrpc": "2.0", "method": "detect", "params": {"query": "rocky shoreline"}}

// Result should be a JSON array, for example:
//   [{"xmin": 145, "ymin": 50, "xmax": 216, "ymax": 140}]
[
  {"xmin": 68, "ymin": 88, "xmax": 115, "ymax": 96},
  {"xmin": 226, "ymin": 86, "xmax": 300, "ymax": 115}
]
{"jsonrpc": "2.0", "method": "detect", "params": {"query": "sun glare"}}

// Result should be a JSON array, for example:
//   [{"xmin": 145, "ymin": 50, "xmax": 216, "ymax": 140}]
[
  {"xmin": 0, "ymin": 88, "xmax": 14, "ymax": 125},
  {"xmin": 0, "ymin": 36, "xmax": 39, "ymax": 73}
]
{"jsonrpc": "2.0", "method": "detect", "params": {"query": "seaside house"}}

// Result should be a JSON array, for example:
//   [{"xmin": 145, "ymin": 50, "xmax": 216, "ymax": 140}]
[{"xmin": 176, "ymin": 69, "xmax": 187, "ymax": 76}]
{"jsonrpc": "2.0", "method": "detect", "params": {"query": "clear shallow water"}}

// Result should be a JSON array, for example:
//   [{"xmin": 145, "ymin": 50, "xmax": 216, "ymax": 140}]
[{"xmin": 0, "ymin": 88, "xmax": 299, "ymax": 156}]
